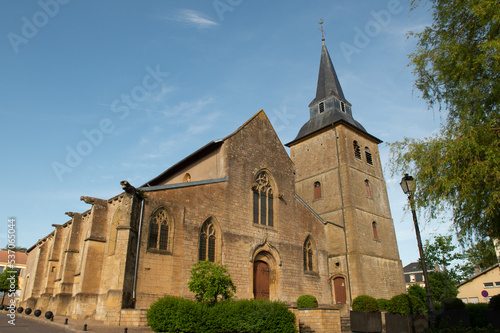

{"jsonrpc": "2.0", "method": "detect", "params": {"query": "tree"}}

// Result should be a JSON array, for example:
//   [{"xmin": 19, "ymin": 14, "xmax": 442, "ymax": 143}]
[
  {"xmin": 458, "ymin": 238, "xmax": 498, "ymax": 279},
  {"xmin": 428, "ymin": 271, "xmax": 458, "ymax": 303},
  {"xmin": 0, "ymin": 267, "xmax": 19, "ymax": 305},
  {"xmin": 389, "ymin": 0, "xmax": 500, "ymax": 243},
  {"xmin": 1, "ymin": 246, "xmax": 27, "ymax": 253},
  {"xmin": 407, "ymin": 284, "xmax": 427, "ymax": 309},
  {"xmin": 187, "ymin": 261, "xmax": 236, "ymax": 305}
]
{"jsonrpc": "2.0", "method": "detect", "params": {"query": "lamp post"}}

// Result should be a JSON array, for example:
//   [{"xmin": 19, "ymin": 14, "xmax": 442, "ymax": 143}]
[{"xmin": 400, "ymin": 174, "xmax": 435, "ymax": 323}]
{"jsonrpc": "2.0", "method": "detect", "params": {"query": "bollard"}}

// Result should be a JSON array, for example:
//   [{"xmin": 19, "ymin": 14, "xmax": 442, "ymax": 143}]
[
  {"xmin": 124, "ymin": 328, "xmax": 128, "ymax": 333},
  {"xmin": 65, "ymin": 318, "xmax": 68, "ymax": 325},
  {"xmin": 51, "ymin": 315, "xmax": 54, "ymax": 321},
  {"xmin": 83, "ymin": 323, "xmax": 87, "ymax": 331}
]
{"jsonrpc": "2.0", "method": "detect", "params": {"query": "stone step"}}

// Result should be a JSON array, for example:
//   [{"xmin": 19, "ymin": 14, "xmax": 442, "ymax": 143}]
[{"xmin": 340, "ymin": 316, "xmax": 351, "ymax": 333}]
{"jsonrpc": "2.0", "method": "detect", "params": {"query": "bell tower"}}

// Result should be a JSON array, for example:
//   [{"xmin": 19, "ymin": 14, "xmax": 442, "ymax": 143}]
[{"xmin": 286, "ymin": 38, "xmax": 405, "ymax": 302}]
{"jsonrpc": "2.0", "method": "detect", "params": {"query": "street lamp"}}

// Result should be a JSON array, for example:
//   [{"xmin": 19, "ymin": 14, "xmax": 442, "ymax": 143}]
[{"xmin": 400, "ymin": 174, "xmax": 435, "ymax": 323}]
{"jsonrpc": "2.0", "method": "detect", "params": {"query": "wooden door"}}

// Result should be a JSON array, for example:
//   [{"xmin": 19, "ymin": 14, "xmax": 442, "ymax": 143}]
[
  {"xmin": 253, "ymin": 260, "xmax": 270, "ymax": 300},
  {"xmin": 334, "ymin": 277, "xmax": 346, "ymax": 304}
]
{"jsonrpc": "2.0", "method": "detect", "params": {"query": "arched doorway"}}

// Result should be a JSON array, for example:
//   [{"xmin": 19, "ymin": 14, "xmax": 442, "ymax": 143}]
[
  {"xmin": 333, "ymin": 276, "xmax": 346, "ymax": 304},
  {"xmin": 253, "ymin": 260, "xmax": 270, "ymax": 300}
]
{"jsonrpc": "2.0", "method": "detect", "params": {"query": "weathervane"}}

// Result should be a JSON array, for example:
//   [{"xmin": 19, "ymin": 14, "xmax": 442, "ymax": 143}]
[{"xmin": 318, "ymin": 19, "xmax": 325, "ymax": 41}]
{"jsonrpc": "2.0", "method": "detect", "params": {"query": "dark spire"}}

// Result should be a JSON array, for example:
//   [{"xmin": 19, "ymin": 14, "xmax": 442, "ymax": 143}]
[
  {"xmin": 286, "ymin": 40, "xmax": 380, "ymax": 147},
  {"xmin": 309, "ymin": 41, "xmax": 347, "ymax": 107}
]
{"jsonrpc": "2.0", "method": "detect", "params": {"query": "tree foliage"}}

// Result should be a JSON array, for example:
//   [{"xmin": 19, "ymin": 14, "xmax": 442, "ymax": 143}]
[
  {"xmin": 389, "ymin": 0, "xmax": 500, "ymax": 243},
  {"xmin": 459, "ymin": 238, "xmax": 498, "ymax": 279},
  {"xmin": 188, "ymin": 261, "xmax": 236, "ymax": 305},
  {"xmin": 0, "ymin": 267, "xmax": 19, "ymax": 305}
]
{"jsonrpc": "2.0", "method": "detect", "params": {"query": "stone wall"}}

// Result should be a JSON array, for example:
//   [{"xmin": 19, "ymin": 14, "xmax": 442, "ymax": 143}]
[{"xmin": 290, "ymin": 307, "xmax": 342, "ymax": 333}]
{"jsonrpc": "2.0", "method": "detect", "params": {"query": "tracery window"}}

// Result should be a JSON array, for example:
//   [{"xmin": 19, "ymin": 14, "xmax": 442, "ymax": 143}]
[
  {"xmin": 252, "ymin": 172, "xmax": 274, "ymax": 227},
  {"xmin": 199, "ymin": 220, "xmax": 216, "ymax": 262},
  {"xmin": 303, "ymin": 238, "xmax": 314, "ymax": 272},
  {"xmin": 353, "ymin": 141, "xmax": 361, "ymax": 159},
  {"xmin": 148, "ymin": 208, "xmax": 169, "ymax": 251}
]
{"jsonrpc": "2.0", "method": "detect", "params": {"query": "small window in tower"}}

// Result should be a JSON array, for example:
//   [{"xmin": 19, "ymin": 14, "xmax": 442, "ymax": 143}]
[
  {"xmin": 353, "ymin": 141, "xmax": 361, "ymax": 159},
  {"xmin": 341, "ymin": 102, "xmax": 346, "ymax": 112},
  {"xmin": 372, "ymin": 221, "xmax": 379, "ymax": 240},
  {"xmin": 364, "ymin": 179, "xmax": 372, "ymax": 197},
  {"xmin": 365, "ymin": 147, "xmax": 373, "ymax": 165},
  {"xmin": 183, "ymin": 173, "xmax": 192, "ymax": 182},
  {"xmin": 314, "ymin": 181, "xmax": 322, "ymax": 200},
  {"xmin": 319, "ymin": 102, "xmax": 325, "ymax": 113}
]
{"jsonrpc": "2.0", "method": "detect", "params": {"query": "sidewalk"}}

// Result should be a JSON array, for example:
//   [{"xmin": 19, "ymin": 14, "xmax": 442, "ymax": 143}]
[{"xmin": 17, "ymin": 312, "xmax": 154, "ymax": 333}]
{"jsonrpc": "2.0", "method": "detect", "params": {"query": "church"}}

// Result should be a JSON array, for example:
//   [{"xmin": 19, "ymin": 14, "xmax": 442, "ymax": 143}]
[{"xmin": 20, "ymin": 39, "xmax": 406, "ymax": 325}]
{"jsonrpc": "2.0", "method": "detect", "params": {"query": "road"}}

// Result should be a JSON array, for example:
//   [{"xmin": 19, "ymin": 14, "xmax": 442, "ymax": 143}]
[{"xmin": 0, "ymin": 314, "xmax": 72, "ymax": 332}]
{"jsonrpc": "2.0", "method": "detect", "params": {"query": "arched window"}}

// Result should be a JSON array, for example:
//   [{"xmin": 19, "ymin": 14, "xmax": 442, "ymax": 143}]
[
  {"xmin": 183, "ymin": 173, "xmax": 192, "ymax": 182},
  {"xmin": 148, "ymin": 208, "xmax": 169, "ymax": 251},
  {"xmin": 199, "ymin": 219, "xmax": 216, "ymax": 262},
  {"xmin": 365, "ymin": 179, "xmax": 372, "ymax": 198},
  {"xmin": 252, "ymin": 171, "xmax": 274, "ymax": 227},
  {"xmin": 353, "ymin": 141, "xmax": 361, "ymax": 159},
  {"xmin": 365, "ymin": 147, "xmax": 373, "ymax": 165},
  {"xmin": 314, "ymin": 181, "xmax": 322, "ymax": 200},
  {"xmin": 372, "ymin": 221, "xmax": 379, "ymax": 240},
  {"xmin": 303, "ymin": 238, "xmax": 314, "ymax": 272}
]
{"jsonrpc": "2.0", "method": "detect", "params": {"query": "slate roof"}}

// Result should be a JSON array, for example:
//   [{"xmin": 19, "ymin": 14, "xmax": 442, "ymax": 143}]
[{"xmin": 286, "ymin": 41, "xmax": 378, "ymax": 147}]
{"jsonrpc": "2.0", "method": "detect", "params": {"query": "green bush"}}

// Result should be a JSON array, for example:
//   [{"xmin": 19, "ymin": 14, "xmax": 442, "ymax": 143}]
[
  {"xmin": 146, "ymin": 297, "xmax": 297, "ymax": 333},
  {"xmin": 387, "ymin": 293, "xmax": 426, "ymax": 315},
  {"xmin": 407, "ymin": 284, "xmax": 427, "ymax": 309},
  {"xmin": 188, "ymin": 261, "xmax": 236, "ymax": 305},
  {"xmin": 377, "ymin": 298, "xmax": 392, "ymax": 311},
  {"xmin": 489, "ymin": 294, "xmax": 500, "ymax": 309},
  {"xmin": 466, "ymin": 303, "xmax": 489, "ymax": 328},
  {"xmin": 442, "ymin": 298, "xmax": 465, "ymax": 310},
  {"xmin": 352, "ymin": 295, "xmax": 379, "ymax": 312},
  {"xmin": 297, "ymin": 295, "xmax": 318, "ymax": 308}
]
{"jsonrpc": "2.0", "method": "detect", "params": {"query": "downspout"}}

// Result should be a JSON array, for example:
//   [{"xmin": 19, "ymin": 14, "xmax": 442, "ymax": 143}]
[
  {"xmin": 120, "ymin": 181, "xmax": 145, "ymax": 306},
  {"xmin": 334, "ymin": 127, "xmax": 353, "ymax": 307}
]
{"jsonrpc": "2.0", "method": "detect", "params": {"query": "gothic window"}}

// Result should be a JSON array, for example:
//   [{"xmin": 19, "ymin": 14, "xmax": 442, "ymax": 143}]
[
  {"xmin": 372, "ymin": 221, "xmax": 379, "ymax": 240},
  {"xmin": 199, "ymin": 219, "xmax": 216, "ymax": 262},
  {"xmin": 314, "ymin": 181, "xmax": 322, "ymax": 200},
  {"xmin": 364, "ymin": 179, "xmax": 372, "ymax": 198},
  {"xmin": 252, "ymin": 171, "xmax": 274, "ymax": 227},
  {"xmin": 353, "ymin": 141, "xmax": 361, "ymax": 159},
  {"xmin": 148, "ymin": 208, "xmax": 169, "ymax": 251},
  {"xmin": 183, "ymin": 173, "xmax": 192, "ymax": 182},
  {"xmin": 303, "ymin": 238, "xmax": 314, "ymax": 272},
  {"xmin": 365, "ymin": 147, "xmax": 373, "ymax": 165}
]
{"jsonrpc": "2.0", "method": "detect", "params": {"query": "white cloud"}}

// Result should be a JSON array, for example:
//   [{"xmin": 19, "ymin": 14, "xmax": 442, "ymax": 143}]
[{"xmin": 170, "ymin": 9, "xmax": 218, "ymax": 29}]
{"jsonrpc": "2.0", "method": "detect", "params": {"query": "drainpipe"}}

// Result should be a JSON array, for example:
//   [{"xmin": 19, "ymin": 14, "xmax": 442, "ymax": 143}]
[
  {"xmin": 120, "ymin": 181, "xmax": 145, "ymax": 307},
  {"xmin": 334, "ymin": 127, "xmax": 353, "ymax": 307}
]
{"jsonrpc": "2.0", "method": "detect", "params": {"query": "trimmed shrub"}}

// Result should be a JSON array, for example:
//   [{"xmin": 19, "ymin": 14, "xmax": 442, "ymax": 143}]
[
  {"xmin": 352, "ymin": 295, "xmax": 379, "ymax": 312},
  {"xmin": 408, "ymin": 284, "xmax": 427, "ymax": 308},
  {"xmin": 377, "ymin": 298, "xmax": 391, "ymax": 311},
  {"xmin": 466, "ymin": 303, "xmax": 488, "ymax": 328},
  {"xmin": 387, "ymin": 293, "xmax": 426, "ymax": 315},
  {"xmin": 442, "ymin": 298, "xmax": 465, "ymax": 310},
  {"xmin": 489, "ymin": 294, "xmax": 500, "ymax": 310},
  {"xmin": 297, "ymin": 295, "xmax": 318, "ymax": 308},
  {"xmin": 146, "ymin": 297, "xmax": 297, "ymax": 333}
]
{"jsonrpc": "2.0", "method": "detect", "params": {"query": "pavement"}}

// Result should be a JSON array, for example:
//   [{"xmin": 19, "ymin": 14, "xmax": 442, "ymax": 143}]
[{"xmin": 14, "ymin": 312, "xmax": 154, "ymax": 333}]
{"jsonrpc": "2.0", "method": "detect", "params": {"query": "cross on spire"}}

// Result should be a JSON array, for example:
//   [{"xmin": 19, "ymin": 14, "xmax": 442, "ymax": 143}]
[{"xmin": 318, "ymin": 19, "xmax": 325, "ymax": 41}]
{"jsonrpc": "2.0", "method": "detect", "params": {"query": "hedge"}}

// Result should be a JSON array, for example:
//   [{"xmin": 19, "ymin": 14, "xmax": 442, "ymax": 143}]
[
  {"xmin": 146, "ymin": 296, "xmax": 297, "ymax": 333},
  {"xmin": 386, "ymin": 293, "xmax": 426, "ymax": 315}
]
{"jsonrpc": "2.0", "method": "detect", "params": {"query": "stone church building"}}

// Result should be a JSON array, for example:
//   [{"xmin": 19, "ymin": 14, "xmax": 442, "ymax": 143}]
[{"xmin": 20, "ymin": 40, "xmax": 406, "ymax": 325}]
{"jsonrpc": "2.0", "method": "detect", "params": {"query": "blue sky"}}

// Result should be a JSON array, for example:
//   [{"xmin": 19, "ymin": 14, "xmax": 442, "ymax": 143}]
[{"xmin": 0, "ymin": 0, "xmax": 449, "ymax": 266}]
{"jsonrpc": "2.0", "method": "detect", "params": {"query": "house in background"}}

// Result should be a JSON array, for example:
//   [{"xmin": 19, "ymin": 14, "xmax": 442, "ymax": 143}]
[
  {"xmin": 403, "ymin": 262, "xmax": 435, "ymax": 289},
  {"xmin": 0, "ymin": 251, "xmax": 28, "ymax": 303},
  {"xmin": 457, "ymin": 264, "xmax": 500, "ymax": 304}
]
